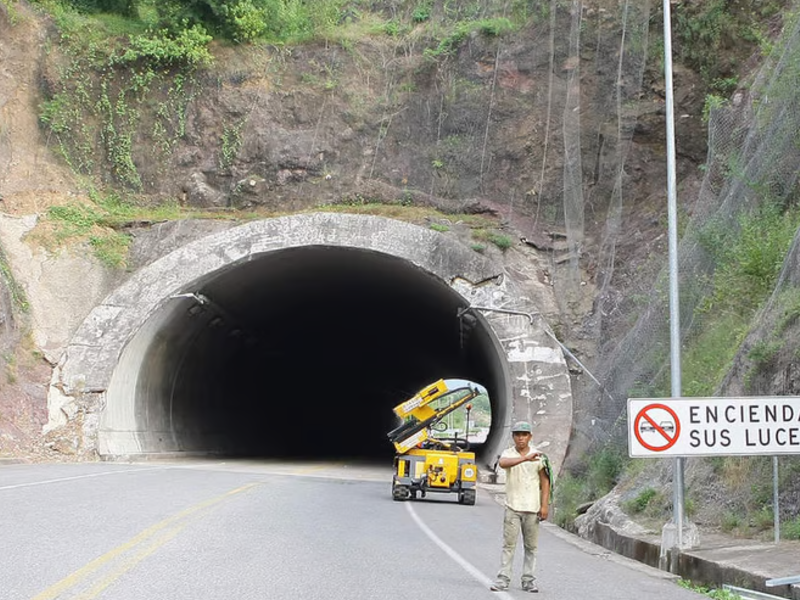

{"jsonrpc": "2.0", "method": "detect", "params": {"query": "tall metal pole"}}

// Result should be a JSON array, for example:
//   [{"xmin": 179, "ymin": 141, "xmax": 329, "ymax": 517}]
[
  {"xmin": 773, "ymin": 456, "xmax": 780, "ymax": 544},
  {"xmin": 663, "ymin": 0, "xmax": 685, "ymax": 549}
]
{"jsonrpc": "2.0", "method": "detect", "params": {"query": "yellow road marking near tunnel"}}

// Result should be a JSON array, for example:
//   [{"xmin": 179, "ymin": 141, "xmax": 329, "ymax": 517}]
[
  {"xmin": 71, "ymin": 523, "xmax": 188, "ymax": 600},
  {"xmin": 31, "ymin": 482, "xmax": 259, "ymax": 600}
]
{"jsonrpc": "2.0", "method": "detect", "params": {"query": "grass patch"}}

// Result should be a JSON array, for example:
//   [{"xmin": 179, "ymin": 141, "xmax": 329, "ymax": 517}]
[
  {"xmin": 0, "ymin": 247, "xmax": 29, "ymax": 313},
  {"xmin": 672, "ymin": 0, "xmax": 783, "ymax": 93},
  {"xmin": 555, "ymin": 445, "xmax": 627, "ymax": 529},
  {"xmin": 681, "ymin": 313, "xmax": 747, "ymax": 396},
  {"xmin": 783, "ymin": 515, "xmax": 800, "ymax": 540},
  {"xmin": 775, "ymin": 288, "xmax": 800, "ymax": 333},
  {"xmin": 35, "ymin": 191, "xmax": 256, "ymax": 267},
  {"xmin": 698, "ymin": 202, "xmax": 800, "ymax": 318},
  {"xmin": 472, "ymin": 229, "xmax": 513, "ymax": 251},
  {"xmin": 35, "ymin": 192, "xmax": 506, "ymax": 268},
  {"xmin": 1, "ymin": 0, "xmax": 24, "ymax": 24},
  {"xmin": 89, "ymin": 232, "xmax": 132, "ymax": 269},
  {"xmin": 623, "ymin": 487, "xmax": 658, "ymax": 515},
  {"xmin": 678, "ymin": 579, "xmax": 744, "ymax": 600},
  {"xmin": 314, "ymin": 200, "xmax": 501, "ymax": 232},
  {"xmin": 423, "ymin": 18, "xmax": 517, "ymax": 60},
  {"xmin": 553, "ymin": 471, "xmax": 584, "ymax": 528},
  {"xmin": 747, "ymin": 339, "xmax": 781, "ymax": 368},
  {"xmin": 659, "ymin": 200, "xmax": 800, "ymax": 397}
]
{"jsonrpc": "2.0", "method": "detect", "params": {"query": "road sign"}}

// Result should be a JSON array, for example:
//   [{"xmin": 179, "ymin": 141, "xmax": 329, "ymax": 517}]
[
  {"xmin": 633, "ymin": 403, "xmax": 680, "ymax": 452},
  {"xmin": 628, "ymin": 397, "xmax": 800, "ymax": 457}
]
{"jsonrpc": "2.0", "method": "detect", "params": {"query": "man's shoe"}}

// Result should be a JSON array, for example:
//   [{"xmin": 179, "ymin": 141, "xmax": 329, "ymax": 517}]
[
  {"xmin": 490, "ymin": 580, "xmax": 509, "ymax": 591},
  {"xmin": 522, "ymin": 580, "xmax": 539, "ymax": 593}
]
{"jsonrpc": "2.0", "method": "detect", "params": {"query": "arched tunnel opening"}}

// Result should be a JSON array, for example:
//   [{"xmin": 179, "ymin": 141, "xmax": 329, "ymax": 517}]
[{"xmin": 105, "ymin": 245, "xmax": 511, "ymax": 464}]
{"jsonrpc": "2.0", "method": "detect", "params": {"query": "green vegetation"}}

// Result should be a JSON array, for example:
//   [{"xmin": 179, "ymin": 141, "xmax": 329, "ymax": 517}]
[
  {"xmin": 678, "ymin": 579, "xmax": 743, "ymax": 600},
  {"xmin": 554, "ymin": 445, "xmax": 626, "ymax": 528},
  {"xmin": 488, "ymin": 233, "xmax": 512, "ymax": 250},
  {"xmin": 747, "ymin": 339, "xmax": 781, "ymax": 368},
  {"xmin": 36, "ymin": 10, "xmax": 205, "ymax": 190},
  {"xmin": 783, "ymin": 515, "xmax": 800, "ymax": 540},
  {"xmin": 114, "ymin": 25, "xmax": 213, "ymax": 66},
  {"xmin": 701, "ymin": 94, "xmax": 728, "ymax": 123},
  {"xmin": 316, "ymin": 199, "xmax": 498, "ymax": 229},
  {"xmin": 33, "ymin": 0, "xmax": 346, "ymax": 43},
  {"xmin": 656, "ymin": 200, "xmax": 800, "ymax": 398},
  {"xmin": 0, "ymin": 248, "xmax": 29, "ymax": 313},
  {"xmin": 776, "ymin": 289, "xmax": 800, "ymax": 333},
  {"xmin": 472, "ymin": 229, "xmax": 513, "ymax": 251},
  {"xmin": 35, "ymin": 191, "xmax": 505, "ymax": 267},
  {"xmin": 423, "ymin": 18, "xmax": 516, "ymax": 60},
  {"xmin": 411, "ymin": 0, "xmax": 432, "ymax": 24},
  {"xmin": 699, "ymin": 202, "xmax": 799, "ymax": 321},
  {"xmin": 671, "ymin": 0, "xmax": 784, "ymax": 93},
  {"xmin": 623, "ymin": 487, "xmax": 658, "ymax": 515},
  {"xmin": 31, "ymin": 0, "xmax": 530, "ymax": 47},
  {"xmin": 30, "ymin": 0, "xmax": 531, "ymax": 198},
  {"xmin": 553, "ymin": 471, "xmax": 583, "ymax": 528},
  {"xmin": 429, "ymin": 391, "xmax": 491, "ymax": 434},
  {"xmin": 219, "ymin": 119, "xmax": 245, "ymax": 170},
  {"xmin": 692, "ymin": 456, "xmax": 800, "ymax": 538},
  {"xmin": 1, "ymin": 0, "xmax": 23, "ymax": 24},
  {"xmin": 38, "ymin": 191, "xmax": 243, "ymax": 267}
]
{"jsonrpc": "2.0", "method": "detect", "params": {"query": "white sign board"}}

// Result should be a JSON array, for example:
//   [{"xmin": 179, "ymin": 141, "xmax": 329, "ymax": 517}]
[{"xmin": 628, "ymin": 397, "xmax": 800, "ymax": 457}]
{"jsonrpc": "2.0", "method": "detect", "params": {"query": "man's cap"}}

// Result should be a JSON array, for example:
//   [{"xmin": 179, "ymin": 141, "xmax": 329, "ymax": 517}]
[{"xmin": 511, "ymin": 421, "xmax": 532, "ymax": 433}]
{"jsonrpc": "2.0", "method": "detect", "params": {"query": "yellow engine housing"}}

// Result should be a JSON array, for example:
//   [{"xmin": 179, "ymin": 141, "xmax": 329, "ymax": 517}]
[{"xmin": 392, "ymin": 446, "xmax": 478, "ymax": 505}]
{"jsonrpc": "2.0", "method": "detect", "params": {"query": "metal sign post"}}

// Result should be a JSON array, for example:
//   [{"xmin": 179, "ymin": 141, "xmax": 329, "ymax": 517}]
[{"xmin": 662, "ymin": 0, "xmax": 685, "ymax": 551}]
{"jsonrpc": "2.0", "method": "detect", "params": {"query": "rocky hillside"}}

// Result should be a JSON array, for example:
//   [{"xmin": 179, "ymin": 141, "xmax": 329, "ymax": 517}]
[{"xmin": 1, "ymin": 0, "xmax": 799, "ymax": 537}]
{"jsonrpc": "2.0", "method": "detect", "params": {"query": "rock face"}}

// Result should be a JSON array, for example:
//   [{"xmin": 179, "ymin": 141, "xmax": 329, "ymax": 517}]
[{"xmin": 0, "ymin": 1, "xmax": 753, "ymax": 479}]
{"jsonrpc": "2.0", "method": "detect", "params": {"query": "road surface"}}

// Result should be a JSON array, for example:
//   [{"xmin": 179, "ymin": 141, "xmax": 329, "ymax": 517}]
[{"xmin": 1, "ymin": 460, "xmax": 705, "ymax": 599}]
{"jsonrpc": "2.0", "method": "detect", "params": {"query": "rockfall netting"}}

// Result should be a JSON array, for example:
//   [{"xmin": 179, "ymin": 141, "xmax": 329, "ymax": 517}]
[
  {"xmin": 370, "ymin": 1, "xmax": 800, "ymax": 460},
  {"xmin": 572, "ymin": 6, "xmax": 800, "ymax": 460}
]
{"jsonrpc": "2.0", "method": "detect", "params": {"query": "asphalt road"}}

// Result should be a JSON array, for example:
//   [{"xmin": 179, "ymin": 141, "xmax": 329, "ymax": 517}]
[{"xmin": 1, "ymin": 461, "xmax": 706, "ymax": 600}]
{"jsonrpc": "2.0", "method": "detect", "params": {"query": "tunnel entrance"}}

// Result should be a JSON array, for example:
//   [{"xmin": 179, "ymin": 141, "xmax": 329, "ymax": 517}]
[
  {"xmin": 109, "ymin": 245, "xmax": 505, "ymax": 461},
  {"xmin": 54, "ymin": 214, "xmax": 571, "ymax": 470}
]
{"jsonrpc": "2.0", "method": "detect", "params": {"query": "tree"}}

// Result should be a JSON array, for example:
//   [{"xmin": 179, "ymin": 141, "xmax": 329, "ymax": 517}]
[
  {"xmin": 155, "ymin": 0, "xmax": 269, "ymax": 42},
  {"xmin": 66, "ymin": 0, "xmax": 138, "ymax": 16}
]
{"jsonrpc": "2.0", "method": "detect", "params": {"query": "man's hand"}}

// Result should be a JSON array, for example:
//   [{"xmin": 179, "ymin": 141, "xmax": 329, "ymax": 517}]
[
  {"xmin": 499, "ymin": 451, "xmax": 541, "ymax": 469},
  {"xmin": 539, "ymin": 505, "xmax": 549, "ymax": 521}
]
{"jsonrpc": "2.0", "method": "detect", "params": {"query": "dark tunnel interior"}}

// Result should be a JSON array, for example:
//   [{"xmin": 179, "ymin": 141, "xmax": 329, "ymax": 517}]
[{"xmin": 123, "ymin": 246, "xmax": 508, "ymax": 464}]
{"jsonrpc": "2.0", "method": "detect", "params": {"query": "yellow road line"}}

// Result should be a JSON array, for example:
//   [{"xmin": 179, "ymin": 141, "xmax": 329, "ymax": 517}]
[
  {"xmin": 73, "ymin": 523, "xmax": 188, "ymax": 600},
  {"xmin": 31, "ymin": 482, "xmax": 259, "ymax": 600}
]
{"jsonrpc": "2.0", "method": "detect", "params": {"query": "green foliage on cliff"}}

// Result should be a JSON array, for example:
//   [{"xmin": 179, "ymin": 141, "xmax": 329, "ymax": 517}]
[{"xmin": 672, "ymin": 0, "xmax": 785, "ymax": 91}]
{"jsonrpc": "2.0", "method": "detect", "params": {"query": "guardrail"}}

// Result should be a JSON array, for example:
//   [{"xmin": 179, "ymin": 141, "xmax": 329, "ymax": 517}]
[
  {"xmin": 723, "ymin": 585, "xmax": 785, "ymax": 600},
  {"xmin": 766, "ymin": 575, "xmax": 800, "ymax": 587}
]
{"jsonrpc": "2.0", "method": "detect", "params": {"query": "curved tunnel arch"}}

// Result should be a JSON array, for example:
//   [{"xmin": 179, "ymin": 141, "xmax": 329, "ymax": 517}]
[{"xmin": 53, "ymin": 214, "xmax": 571, "ymax": 468}]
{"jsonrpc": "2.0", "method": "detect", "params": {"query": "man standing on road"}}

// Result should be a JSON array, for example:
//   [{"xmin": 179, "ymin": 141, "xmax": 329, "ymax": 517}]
[{"xmin": 490, "ymin": 421, "xmax": 551, "ymax": 593}]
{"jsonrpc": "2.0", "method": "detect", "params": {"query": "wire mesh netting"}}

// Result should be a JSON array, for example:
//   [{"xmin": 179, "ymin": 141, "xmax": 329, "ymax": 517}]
[{"xmin": 578, "ymin": 9, "xmax": 800, "ymax": 451}]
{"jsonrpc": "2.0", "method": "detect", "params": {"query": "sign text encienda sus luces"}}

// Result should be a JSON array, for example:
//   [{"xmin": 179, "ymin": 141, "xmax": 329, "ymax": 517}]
[{"xmin": 627, "ymin": 397, "xmax": 800, "ymax": 457}]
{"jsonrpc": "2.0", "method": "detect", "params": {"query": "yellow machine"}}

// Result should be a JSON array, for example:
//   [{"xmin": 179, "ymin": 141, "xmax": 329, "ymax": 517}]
[{"xmin": 387, "ymin": 379, "xmax": 480, "ymax": 505}]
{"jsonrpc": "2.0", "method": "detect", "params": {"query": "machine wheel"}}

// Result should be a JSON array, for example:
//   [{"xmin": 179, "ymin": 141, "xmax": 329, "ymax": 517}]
[
  {"xmin": 459, "ymin": 489, "xmax": 476, "ymax": 506},
  {"xmin": 392, "ymin": 484, "xmax": 411, "ymax": 501}
]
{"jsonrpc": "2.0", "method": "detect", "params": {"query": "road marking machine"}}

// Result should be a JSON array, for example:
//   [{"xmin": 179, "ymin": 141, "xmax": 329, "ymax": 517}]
[{"xmin": 387, "ymin": 379, "xmax": 481, "ymax": 505}]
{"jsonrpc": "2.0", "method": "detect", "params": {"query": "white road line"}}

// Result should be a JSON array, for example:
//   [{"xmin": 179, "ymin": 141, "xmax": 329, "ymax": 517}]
[
  {"xmin": 406, "ymin": 503, "xmax": 514, "ymax": 598},
  {"xmin": 0, "ymin": 467, "xmax": 164, "ymax": 491}
]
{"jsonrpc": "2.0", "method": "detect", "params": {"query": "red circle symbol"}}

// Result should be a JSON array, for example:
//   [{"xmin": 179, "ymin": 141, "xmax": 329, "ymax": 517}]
[{"xmin": 633, "ymin": 403, "xmax": 681, "ymax": 452}]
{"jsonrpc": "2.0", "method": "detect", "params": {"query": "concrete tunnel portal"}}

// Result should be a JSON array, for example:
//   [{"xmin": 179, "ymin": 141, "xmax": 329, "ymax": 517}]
[
  {"xmin": 54, "ymin": 214, "xmax": 572, "ymax": 469},
  {"xmin": 116, "ymin": 246, "xmax": 507, "ymax": 461}
]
